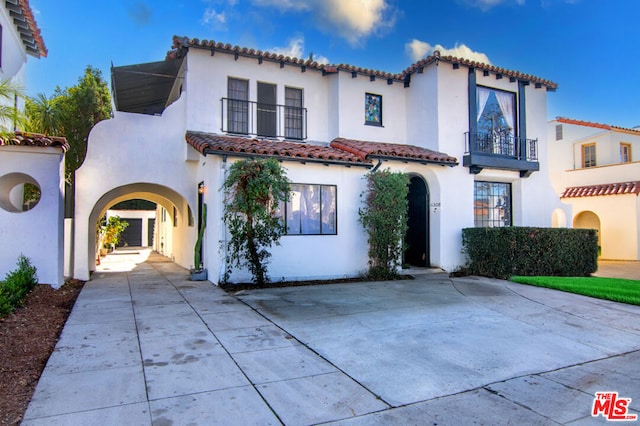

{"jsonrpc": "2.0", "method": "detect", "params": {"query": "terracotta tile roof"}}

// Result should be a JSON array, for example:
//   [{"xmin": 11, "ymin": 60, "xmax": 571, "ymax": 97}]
[
  {"xmin": 0, "ymin": 131, "xmax": 68, "ymax": 152},
  {"xmin": 168, "ymin": 36, "xmax": 555, "ymax": 88},
  {"xmin": 185, "ymin": 131, "xmax": 369, "ymax": 166},
  {"xmin": 561, "ymin": 181, "xmax": 640, "ymax": 198},
  {"xmin": 555, "ymin": 117, "xmax": 640, "ymax": 135},
  {"xmin": 7, "ymin": 0, "xmax": 47, "ymax": 58},
  {"xmin": 402, "ymin": 51, "xmax": 557, "ymax": 90},
  {"xmin": 330, "ymin": 137, "xmax": 458, "ymax": 166}
]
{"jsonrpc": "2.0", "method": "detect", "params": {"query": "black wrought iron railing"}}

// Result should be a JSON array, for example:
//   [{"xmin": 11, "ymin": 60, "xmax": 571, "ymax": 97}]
[
  {"xmin": 465, "ymin": 131, "xmax": 538, "ymax": 161},
  {"xmin": 221, "ymin": 98, "xmax": 308, "ymax": 140}
]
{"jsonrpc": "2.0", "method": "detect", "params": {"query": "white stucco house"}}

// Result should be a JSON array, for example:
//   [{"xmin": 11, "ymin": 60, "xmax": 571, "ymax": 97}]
[
  {"xmin": 548, "ymin": 117, "xmax": 640, "ymax": 260},
  {"xmin": 73, "ymin": 36, "xmax": 563, "ymax": 284},
  {"xmin": 0, "ymin": 1, "xmax": 67, "ymax": 287}
]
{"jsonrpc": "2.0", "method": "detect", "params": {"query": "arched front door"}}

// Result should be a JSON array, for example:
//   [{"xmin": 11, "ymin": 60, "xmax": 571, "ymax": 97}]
[{"xmin": 404, "ymin": 176, "xmax": 429, "ymax": 267}]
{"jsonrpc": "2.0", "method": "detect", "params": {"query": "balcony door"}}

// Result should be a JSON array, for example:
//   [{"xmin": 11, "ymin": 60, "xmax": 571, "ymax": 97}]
[{"xmin": 257, "ymin": 82, "xmax": 277, "ymax": 137}]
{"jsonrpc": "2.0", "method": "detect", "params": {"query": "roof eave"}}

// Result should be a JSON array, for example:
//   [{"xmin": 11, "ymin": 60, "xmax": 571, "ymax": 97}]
[{"xmin": 202, "ymin": 147, "xmax": 372, "ymax": 168}]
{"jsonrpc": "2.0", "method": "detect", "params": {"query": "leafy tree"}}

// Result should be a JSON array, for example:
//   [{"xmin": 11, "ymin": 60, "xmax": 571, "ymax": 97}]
[
  {"xmin": 222, "ymin": 158, "xmax": 290, "ymax": 285},
  {"xmin": 24, "ymin": 66, "xmax": 112, "ymax": 179},
  {"xmin": 99, "ymin": 215, "xmax": 129, "ymax": 250},
  {"xmin": 25, "ymin": 92, "xmax": 63, "ymax": 135},
  {"xmin": 359, "ymin": 169, "xmax": 409, "ymax": 280}
]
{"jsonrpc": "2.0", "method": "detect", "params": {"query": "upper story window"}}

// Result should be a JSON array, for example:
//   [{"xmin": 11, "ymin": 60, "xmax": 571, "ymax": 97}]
[
  {"xmin": 477, "ymin": 86, "xmax": 516, "ymax": 155},
  {"xmin": 582, "ymin": 143, "xmax": 596, "ymax": 168},
  {"xmin": 365, "ymin": 93, "xmax": 382, "ymax": 126},
  {"xmin": 223, "ymin": 79, "xmax": 307, "ymax": 140},
  {"xmin": 474, "ymin": 181, "xmax": 511, "ymax": 227},
  {"xmin": 281, "ymin": 184, "xmax": 337, "ymax": 235},
  {"xmin": 285, "ymin": 87, "xmax": 303, "ymax": 140},
  {"xmin": 621, "ymin": 143, "xmax": 632, "ymax": 163},
  {"xmin": 227, "ymin": 78, "xmax": 249, "ymax": 134},
  {"xmin": 555, "ymin": 124, "xmax": 563, "ymax": 140}
]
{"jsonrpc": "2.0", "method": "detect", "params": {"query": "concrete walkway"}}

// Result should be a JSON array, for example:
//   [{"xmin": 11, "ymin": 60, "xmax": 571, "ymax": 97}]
[{"xmin": 23, "ymin": 250, "xmax": 640, "ymax": 425}]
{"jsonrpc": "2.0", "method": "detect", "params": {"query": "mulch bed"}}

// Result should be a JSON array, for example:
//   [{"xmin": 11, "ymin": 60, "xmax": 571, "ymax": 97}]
[{"xmin": 0, "ymin": 279, "xmax": 84, "ymax": 425}]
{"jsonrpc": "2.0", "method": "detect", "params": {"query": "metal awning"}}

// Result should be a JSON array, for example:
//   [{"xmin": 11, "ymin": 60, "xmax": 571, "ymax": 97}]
[{"xmin": 111, "ymin": 58, "xmax": 184, "ymax": 115}]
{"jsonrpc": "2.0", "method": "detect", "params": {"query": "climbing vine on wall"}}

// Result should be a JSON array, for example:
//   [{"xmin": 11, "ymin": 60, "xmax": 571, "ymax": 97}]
[
  {"xmin": 222, "ymin": 158, "xmax": 290, "ymax": 285},
  {"xmin": 359, "ymin": 168, "xmax": 409, "ymax": 280}
]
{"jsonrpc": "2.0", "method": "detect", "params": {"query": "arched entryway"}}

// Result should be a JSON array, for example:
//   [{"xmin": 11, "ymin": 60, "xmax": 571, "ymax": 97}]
[
  {"xmin": 404, "ymin": 175, "xmax": 429, "ymax": 267},
  {"xmin": 574, "ymin": 210, "xmax": 601, "ymax": 251},
  {"xmin": 74, "ymin": 182, "xmax": 196, "ymax": 280}
]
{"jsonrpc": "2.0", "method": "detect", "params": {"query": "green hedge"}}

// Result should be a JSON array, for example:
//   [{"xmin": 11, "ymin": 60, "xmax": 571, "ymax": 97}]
[
  {"xmin": 461, "ymin": 227, "xmax": 598, "ymax": 279},
  {"xmin": 0, "ymin": 255, "xmax": 38, "ymax": 316}
]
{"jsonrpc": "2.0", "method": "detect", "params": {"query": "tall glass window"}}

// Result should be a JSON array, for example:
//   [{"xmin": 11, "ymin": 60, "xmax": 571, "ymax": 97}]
[
  {"xmin": 476, "ymin": 86, "xmax": 516, "ymax": 156},
  {"xmin": 227, "ymin": 78, "xmax": 249, "ymax": 134},
  {"xmin": 285, "ymin": 87, "xmax": 303, "ymax": 139},
  {"xmin": 474, "ymin": 181, "xmax": 511, "ymax": 227},
  {"xmin": 282, "ymin": 184, "xmax": 336, "ymax": 235}
]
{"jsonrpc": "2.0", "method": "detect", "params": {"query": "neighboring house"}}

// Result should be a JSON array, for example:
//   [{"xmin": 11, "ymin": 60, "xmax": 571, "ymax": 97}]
[
  {"xmin": 72, "ymin": 36, "xmax": 562, "ymax": 283},
  {"xmin": 548, "ymin": 117, "xmax": 640, "ymax": 260},
  {"xmin": 0, "ymin": 1, "xmax": 65, "ymax": 286},
  {"xmin": 105, "ymin": 209, "xmax": 156, "ymax": 248}
]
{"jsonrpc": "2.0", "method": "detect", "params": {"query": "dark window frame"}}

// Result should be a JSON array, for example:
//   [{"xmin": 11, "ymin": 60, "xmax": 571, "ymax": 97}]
[
  {"xmin": 281, "ymin": 183, "xmax": 337, "ymax": 236},
  {"xmin": 474, "ymin": 181, "xmax": 512, "ymax": 228},
  {"xmin": 284, "ymin": 86, "xmax": 304, "ymax": 140},
  {"xmin": 227, "ymin": 77, "xmax": 249, "ymax": 135}
]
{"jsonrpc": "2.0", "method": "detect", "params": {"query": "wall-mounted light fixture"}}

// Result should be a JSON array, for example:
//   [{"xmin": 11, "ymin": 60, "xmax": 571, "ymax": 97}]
[{"xmin": 198, "ymin": 182, "xmax": 206, "ymax": 194}]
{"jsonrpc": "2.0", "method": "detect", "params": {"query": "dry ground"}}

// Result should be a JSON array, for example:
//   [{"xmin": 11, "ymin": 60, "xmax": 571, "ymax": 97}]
[{"xmin": 0, "ymin": 279, "xmax": 84, "ymax": 425}]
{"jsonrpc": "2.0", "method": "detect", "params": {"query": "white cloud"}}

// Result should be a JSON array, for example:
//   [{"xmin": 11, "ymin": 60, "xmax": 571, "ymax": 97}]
[
  {"xmin": 271, "ymin": 37, "xmax": 329, "ymax": 64},
  {"xmin": 460, "ymin": 0, "xmax": 525, "ymax": 11},
  {"xmin": 252, "ymin": 0, "xmax": 395, "ymax": 45},
  {"xmin": 405, "ymin": 39, "xmax": 491, "ymax": 64},
  {"xmin": 202, "ymin": 7, "xmax": 226, "ymax": 28},
  {"xmin": 252, "ymin": 0, "xmax": 312, "ymax": 11}
]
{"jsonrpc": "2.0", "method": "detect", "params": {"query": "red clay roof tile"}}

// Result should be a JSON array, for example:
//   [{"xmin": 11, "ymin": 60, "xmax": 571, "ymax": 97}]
[
  {"xmin": 330, "ymin": 137, "xmax": 458, "ymax": 166},
  {"xmin": 185, "ymin": 132, "xmax": 369, "ymax": 166},
  {"xmin": 556, "ymin": 117, "xmax": 640, "ymax": 135},
  {"xmin": 0, "ymin": 131, "xmax": 68, "ymax": 152},
  {"xmin": 169, "ymin": 37, "xmax": 556, "ymax": 88},
  {"xmin": 561, "ymin": 181, "xmax": 640, "ymax": 198}
]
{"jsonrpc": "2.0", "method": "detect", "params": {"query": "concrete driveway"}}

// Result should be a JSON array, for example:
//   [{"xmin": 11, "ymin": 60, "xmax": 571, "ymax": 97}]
[{"xmin": 23, "ymin": 251, "xmax": 640, "ymax": 425}]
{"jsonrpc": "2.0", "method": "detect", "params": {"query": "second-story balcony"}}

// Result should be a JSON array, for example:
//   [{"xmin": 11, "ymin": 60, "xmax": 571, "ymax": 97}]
[
  {"xmin": 221, "ymin": 98, "xmax": 308, "ymax": 140},
  {"xmin": 464, "ymin": 131, "xmax": 539, "ymax": 177}
]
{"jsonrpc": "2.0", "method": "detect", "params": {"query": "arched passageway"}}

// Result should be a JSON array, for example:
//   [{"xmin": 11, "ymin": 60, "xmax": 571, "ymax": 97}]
[{"xmin": 74, "ymin": 182, "xmax": 196, "ymax": 280}]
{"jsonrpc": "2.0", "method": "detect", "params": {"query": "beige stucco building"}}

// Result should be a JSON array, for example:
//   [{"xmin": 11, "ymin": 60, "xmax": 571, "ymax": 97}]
[{"xmin": 548, "ymin": 117, "xmax": 640, "ymax": 260}]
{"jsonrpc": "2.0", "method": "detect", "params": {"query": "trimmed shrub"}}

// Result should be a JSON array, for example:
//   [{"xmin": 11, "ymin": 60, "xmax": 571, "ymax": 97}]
[
  {"xmin": 461, "ymin": 227, "xmax": 598, "ymax": 279},
  {"xmin": 358, "ymin": 169, "xmax": 409, "ymax": 280},
  {"xmin": 0, "ymin": 255, "xmax": 38, "ymax": 315}
]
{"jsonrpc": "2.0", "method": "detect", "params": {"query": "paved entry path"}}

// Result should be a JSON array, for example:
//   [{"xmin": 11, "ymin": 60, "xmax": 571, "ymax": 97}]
[{"xmin": 23, "ymin": 250, "xmax": 640, "ymax": 425}]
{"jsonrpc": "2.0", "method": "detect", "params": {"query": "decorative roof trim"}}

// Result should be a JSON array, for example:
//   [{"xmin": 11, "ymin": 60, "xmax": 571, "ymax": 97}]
[
  {"xmin": 0, "ymin": 131, "xmax": 68, "ymax": 151},
  {"xmin": 168, "ymin": 36, "xmax": 554, "ymax": 87},
  {"xmin": 5, "ymin": 0, "xmax": 47, "ymax": 58},
  {"xmin": 561, "ymin": 181, "xmax": 640, "ymax": 198},
  {"xmin": 555, "ymin": 117, "xmax": 640, "ymax": 135}
]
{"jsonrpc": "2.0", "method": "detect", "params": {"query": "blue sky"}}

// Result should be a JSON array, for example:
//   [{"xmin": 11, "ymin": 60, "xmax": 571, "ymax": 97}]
[{"xmin": 27, "ymin": 0, "xmax": 640, "ymax": 128}]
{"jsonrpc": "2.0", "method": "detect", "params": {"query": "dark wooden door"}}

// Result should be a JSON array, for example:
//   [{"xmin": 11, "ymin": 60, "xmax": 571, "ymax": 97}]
[{"xmin": 404, "ymin": 176, "xmax": 429, "ymax": 267}]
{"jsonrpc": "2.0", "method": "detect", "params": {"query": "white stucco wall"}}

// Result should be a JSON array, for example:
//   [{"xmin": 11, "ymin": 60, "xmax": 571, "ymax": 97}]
[
  {"xmin": 0, "ymin": 146, "xmax": 65, "ymax": 287},
  {"xmin": 73, "ymin": 95, "xmax": 199, "ymax": 280}
]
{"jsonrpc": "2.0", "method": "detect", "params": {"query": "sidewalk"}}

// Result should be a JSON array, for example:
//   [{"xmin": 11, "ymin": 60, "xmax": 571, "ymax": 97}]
[{"xmin": 22, "ymin": 250, "xmax": 640, "ymax": 424}]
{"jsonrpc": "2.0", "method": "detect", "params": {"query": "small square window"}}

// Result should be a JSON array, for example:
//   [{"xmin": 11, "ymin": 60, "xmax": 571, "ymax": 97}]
[{"xmin": 365, "ymin": 93, "xmax": 382, "ymax": 126}]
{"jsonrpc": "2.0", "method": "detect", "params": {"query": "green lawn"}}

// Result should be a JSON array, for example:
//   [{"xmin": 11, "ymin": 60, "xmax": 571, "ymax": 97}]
[{"xmin": 510, "ymin": 276, "xmax": 640, "ymax": 306}]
